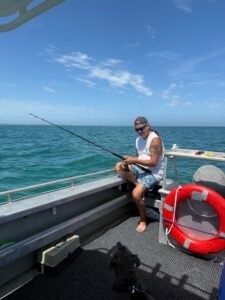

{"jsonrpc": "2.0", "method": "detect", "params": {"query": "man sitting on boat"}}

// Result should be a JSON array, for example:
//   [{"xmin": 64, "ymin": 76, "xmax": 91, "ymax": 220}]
[{"xmin": 115, "ymin": 116, "xmax": 164, "ymax": 233}]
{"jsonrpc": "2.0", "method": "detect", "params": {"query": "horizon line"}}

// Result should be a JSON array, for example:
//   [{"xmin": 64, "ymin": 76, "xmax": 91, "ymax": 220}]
[{"xmin": 0, "ymin": 123, "xmax": 225, "ymax": 128}]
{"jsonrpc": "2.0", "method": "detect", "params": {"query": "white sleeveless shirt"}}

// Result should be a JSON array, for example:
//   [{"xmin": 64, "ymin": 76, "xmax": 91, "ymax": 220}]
[{"xmin": 136, "ymin": 131, "xmax": 164, "ymax": 181}]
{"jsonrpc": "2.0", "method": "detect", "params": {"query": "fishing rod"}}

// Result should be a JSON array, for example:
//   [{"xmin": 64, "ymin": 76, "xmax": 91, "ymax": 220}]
[
  {"xmin": 30, "ymin": 113, "xmax": 126, "ymax": 160},
  {"xmin": 29, "ymin": 113, "xmax": 151, "ymax": 172}
]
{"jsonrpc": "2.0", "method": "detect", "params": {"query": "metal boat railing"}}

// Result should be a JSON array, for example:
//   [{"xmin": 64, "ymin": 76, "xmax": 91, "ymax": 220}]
[{"xmin": 0, "ymin": 169, "xmax": 115, "ymax": 204}]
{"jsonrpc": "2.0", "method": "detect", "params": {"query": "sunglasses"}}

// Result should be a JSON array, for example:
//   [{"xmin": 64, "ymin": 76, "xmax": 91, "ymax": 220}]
[{"xmin": 135, "ymin": 124, "xmax": 147, "ymax": 132}]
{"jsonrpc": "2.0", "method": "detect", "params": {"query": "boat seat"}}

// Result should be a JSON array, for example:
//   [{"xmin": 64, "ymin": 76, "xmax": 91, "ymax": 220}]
[
  {"xmin": 145, "ymin": 184, "xmax": 161, "ymax": 200},
  {"xmin": 144, "ymin": 184, "xmax": 162, "ymax": 219}
]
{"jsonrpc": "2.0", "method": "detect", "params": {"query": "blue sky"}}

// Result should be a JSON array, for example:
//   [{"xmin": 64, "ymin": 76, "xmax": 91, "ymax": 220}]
[{"xmin": 0, "ymin": 0, "xmax": 225, "ymax": 126}]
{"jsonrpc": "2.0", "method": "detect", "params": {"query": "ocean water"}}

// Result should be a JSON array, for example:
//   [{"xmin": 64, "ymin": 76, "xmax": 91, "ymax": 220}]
[{"xmin": 0, "ymin": 125, "xmax": 225, "ymax": 201}]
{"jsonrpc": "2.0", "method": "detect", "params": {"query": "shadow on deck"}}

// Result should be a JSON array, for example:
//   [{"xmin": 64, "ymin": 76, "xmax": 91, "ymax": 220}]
[{"xmin": 5, "ymin": 218, "xmax": 221, "ymax": 300}]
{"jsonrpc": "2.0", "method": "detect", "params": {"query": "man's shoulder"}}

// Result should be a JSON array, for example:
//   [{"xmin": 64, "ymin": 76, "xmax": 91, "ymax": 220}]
[{"xmin": 150, "ymin": 131, "xmax": 159, "ymax": 138}]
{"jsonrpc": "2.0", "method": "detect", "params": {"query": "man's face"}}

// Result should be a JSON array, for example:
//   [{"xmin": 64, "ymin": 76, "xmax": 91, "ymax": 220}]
[{"xmin": 135, "ymin": 123, "xmax": 149, "ymax": 138}]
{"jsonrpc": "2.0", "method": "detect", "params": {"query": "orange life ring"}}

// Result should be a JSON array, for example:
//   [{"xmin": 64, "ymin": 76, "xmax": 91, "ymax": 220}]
[{"xmin": 163, "ymin": 184, "xmax": 225, "ymax": 254}]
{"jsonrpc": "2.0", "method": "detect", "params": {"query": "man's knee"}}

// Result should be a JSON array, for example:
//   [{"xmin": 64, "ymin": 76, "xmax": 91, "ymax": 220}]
[
  {"xmin": 115, "ymin": 162, "xmax": 121, "ymax": 172},
  {"xmin": 132, "ymin": 186, "xmax": 145, "ymax": 201}
]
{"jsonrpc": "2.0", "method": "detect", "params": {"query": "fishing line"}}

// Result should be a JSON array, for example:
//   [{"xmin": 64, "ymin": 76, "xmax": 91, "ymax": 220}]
[{"xmin": 30, "ymin": 113, "xmax": 124, "ymax": 160}]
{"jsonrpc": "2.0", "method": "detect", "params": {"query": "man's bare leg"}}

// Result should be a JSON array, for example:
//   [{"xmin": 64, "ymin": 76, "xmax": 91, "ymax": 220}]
[
  {"xmin": 115, "ymin": 163, "xmax": 147, "ymax": 232},
  {"xmin": 132, "ymin": 184, "xmax": 147, "ymax": 232}
]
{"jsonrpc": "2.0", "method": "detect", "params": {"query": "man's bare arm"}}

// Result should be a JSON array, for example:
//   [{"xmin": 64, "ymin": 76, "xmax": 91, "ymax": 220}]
[
  {"xmin": 124, "ymin": 137, "xmax": 162, "ymax": 167},
  {"xmin": 149, "ymin": 137, "xmax": 162, "ymax": 166}
]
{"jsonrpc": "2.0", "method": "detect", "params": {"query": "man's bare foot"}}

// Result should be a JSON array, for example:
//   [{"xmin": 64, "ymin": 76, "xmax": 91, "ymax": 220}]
[{"xmin": 136, "ymin": 221, "xmax": 147, "ymax": 233}]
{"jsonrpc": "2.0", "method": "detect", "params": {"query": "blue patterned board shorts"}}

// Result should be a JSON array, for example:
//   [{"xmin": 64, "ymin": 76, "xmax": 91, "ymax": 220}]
[{"xmin": 131, "ymin": 165, "xmax": 158, "ymax": 190}]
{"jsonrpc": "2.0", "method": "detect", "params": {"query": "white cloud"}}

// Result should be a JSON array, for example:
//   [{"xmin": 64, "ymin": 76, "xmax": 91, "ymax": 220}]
[
  {"xmin": 147, "ymin": 50, "xmax": 181, "ymax": 61},
  {"xmin": 173, "ymin": 0, "xmax": 193, "ymax": 13},
  {"xmin": 89, "ymin": 67, "xmax": 153, "ymax": 96},
  {"xmin": 55, "ymin": 52, "xmax": 93, "ymax": 70},
  {"xmin": 162, "ymin": 83, "xmax": 177, "ymax": 99},
  {"xmin": 42, "ymin": 86, "xmax": 56, "ymax": 93},
  {"xmin": 148, "ymin": 48, "xmax": 225, "ymax": 82},
  {"xmin": 167, "ymin": 96, "xmax": 180, "ymax": 106},
  {"xmin": 73, "ymin": 76, "xmax": 96, "ymax": 88},
  {"xmin": 162, "ymin": 83, "xmax": 180, "ymax": 106},
  {"xmin": 191, "ymin": 79, "xmax": 225, "ymax": 88},
  {"xmin": 96, "ymin": 68, "xmax": 151, "ymax": 96},
  {"xmin": 161, "ymin": 83, "xmax": 191, "ymax": 106},
  {"xmin": 101, "ymin": 58, "xmax": 123, "ymax": 67},
  {"xmin": 45, "ymin": 49, "xmax": 152, "ymax": 97},
  {"xmin": 169, "ymin": 48, "xmax": 225, "ymax": 81},
  {"xmin": 174, "ymin": 0, "xmax": 217, "ymax": 13}
]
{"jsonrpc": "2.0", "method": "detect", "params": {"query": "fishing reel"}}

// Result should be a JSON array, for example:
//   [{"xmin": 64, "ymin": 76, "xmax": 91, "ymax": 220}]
[{"xmin": 120, "ymin": 161, "xmax": 129, "ymax": 172}]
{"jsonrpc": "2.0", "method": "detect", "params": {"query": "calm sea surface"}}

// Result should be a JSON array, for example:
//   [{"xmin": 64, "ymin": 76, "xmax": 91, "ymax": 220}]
[{"xmin": 0, "ymin": 125, "xmax": 225, "ymax": 201}]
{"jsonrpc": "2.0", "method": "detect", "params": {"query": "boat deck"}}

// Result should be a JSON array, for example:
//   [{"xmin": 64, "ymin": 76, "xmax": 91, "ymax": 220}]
[{"xmin": 5, "ymin": 216, "xmax": 221, "ymax": 300}]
